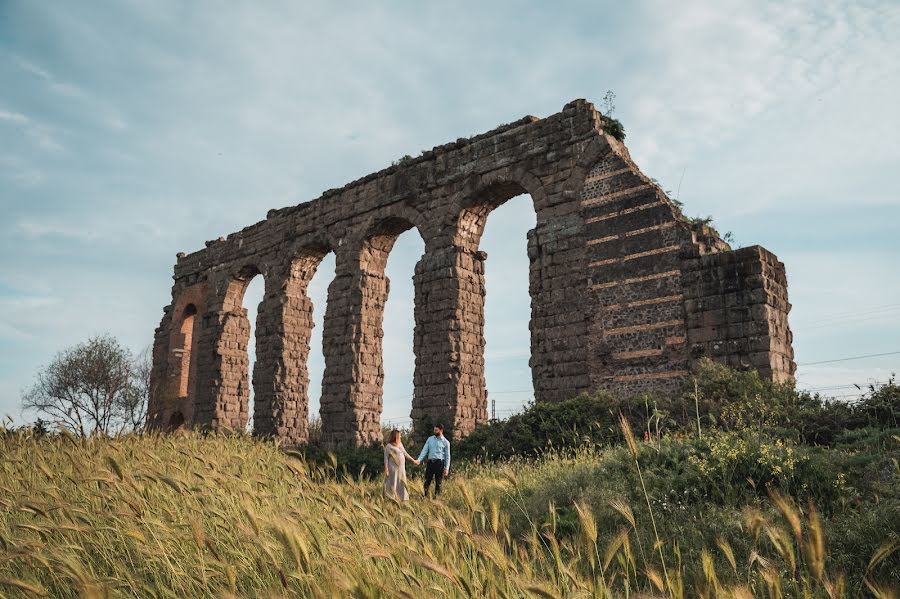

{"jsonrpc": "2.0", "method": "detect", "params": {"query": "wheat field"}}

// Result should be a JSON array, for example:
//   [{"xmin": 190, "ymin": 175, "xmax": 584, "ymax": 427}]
[{"xmin": 0, "ymin": 429, "xmax": 896, "ymax": 598}]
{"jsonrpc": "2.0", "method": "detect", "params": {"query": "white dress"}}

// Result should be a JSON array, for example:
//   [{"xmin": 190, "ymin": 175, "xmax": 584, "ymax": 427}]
[{"xmin": 383, "ymin": 443, "xmax": 409, "ymax": 501}]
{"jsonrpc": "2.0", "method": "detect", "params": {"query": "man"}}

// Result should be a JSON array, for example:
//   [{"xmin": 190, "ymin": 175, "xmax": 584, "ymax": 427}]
[{"xmin": 417, "ymin": 424, "xmax": 450, "ymax": 498}]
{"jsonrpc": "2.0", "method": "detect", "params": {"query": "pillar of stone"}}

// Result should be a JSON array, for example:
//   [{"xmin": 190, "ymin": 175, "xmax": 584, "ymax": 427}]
[
  {"xmin": 412, "ymin": 243, "xmax": 488, "ymax": 440},
  {"xmin": 148, "ymin": 306, "xmax": 175, "ymax": 429},
  {"xmin": 526, "ymin": 215, "xmax": 593, "ymax": 404},
  {"xmin": 681, "ymin": 245, "xmax": 796, "ymax": 383},
  {"xmin": 189, "ymin": 306, "xmax": 250, "ymax": 430},
  {"xmin": 319, "ymin": 259, "xmax": 387, "ymax": 447},
  {"xmin": 251, "ymin": 264, "xmax": 315, "ymax": 445},
  {"xmin": 184, "ymin": 274, "xmax": 254, "ymax": 431}
]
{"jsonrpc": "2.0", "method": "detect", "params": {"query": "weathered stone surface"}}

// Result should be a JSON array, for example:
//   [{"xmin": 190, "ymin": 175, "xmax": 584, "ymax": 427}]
[{"xmin": 148, "ymin": 99, "xmax": 795, "ymax": 447}]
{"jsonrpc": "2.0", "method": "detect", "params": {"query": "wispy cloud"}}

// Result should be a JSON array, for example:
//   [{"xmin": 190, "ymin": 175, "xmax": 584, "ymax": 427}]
[
  {"xmin": 0, "ymin": 296, "xmax": 61, "ymax": 310},
  {"xmin": 14, "ymin": 220, "xmax": 99, "ymax": 242},
  {"xmin": 0, "ymin": 155, "xmax": 43, "ymax": 187},
  {"xmin": 623, "ymin": 0, "xmax": 900, "ymax": 213},
  {"xmin": 10, "ymin": 52, "xmax": 128, "ymax": 133},
  {"xmin": 0, "ymin": 109, "xmax": 31, "ymax": 125},
  {"xmin": 0, "ymin": 105, "xmax": 63, "ymax": 153}
]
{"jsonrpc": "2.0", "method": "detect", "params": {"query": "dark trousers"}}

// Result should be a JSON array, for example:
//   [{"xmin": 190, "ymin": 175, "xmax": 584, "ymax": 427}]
[{"xmin": 423, "ymin": 459, "xmax": 445, "ymax": 497}]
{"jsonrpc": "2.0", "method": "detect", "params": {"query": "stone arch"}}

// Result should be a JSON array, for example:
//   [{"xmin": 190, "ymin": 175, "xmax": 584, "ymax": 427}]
[
  {"xmin": 447, "ymin": 169, "xmax": 545, "ymax": 246},
  {"xmin": 218, "ymin": 263, "xmax": 266, "ymax": 431},
  {"xmin": 222, "ymin": 263, "xmax": 265, "ymax": 313},
  {"xmin": 359, "ymin": 216, "xmax": 420, "ymax": 272},
  {"xmin": 424, "ymin": 175, "xmax": 542, "ymax": 436},
  {"xmin": 252, "ymin": 241, "xmax": 336, "ymax": 444},
  {"xmin": 319, "ymin": 211, "xmax": 427, "ymax": 447},
  {"xmin": 160, "ymin": 282, "xmax": 207, "ymax": 429}
]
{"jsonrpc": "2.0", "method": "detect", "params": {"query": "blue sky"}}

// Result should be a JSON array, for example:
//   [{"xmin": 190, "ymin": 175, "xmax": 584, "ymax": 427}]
[{"xmin": 2, "ymin": 0, "xmax": 898, "ymax": 426}]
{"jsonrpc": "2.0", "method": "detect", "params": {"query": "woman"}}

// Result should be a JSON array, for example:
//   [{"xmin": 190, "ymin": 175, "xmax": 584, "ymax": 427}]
[{"xmin": 384, "ymin": 429, "xmax": 419, "ymax": 502}]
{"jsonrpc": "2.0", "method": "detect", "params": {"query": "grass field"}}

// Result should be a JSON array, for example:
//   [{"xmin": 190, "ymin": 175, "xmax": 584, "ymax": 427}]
[{"xmin": 1, "ymin": 424, "xmax": 897, "ymax": 598}]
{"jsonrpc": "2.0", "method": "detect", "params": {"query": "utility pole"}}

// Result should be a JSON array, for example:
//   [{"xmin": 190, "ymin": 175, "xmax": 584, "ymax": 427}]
[{"xmin": 491, "ymin": 399, "xmax": 496, "ymax": 422}]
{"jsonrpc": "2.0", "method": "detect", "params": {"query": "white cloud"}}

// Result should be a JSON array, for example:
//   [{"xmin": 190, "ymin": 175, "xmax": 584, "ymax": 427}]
[
  {"xmin": 0, "ymin": 109, "xmax": 30, "ymax": 124},
  {"xmin": 13, "ymin": 56, "xmax": 52, "ymax": 80},
  {"xmin": 625, "ymin": 0, "xmax": 900, "ymax": 200},
  {"xmin": 0, "ymin": 296, "xmax": 61, "ymax": 310},
  {"xmin": 14, "ymin": 220, "xmax": 99, "ymax": 242},
  {"xmin": 0, "ymin": 155, "xmax": 43, "ymax": 187},
  {"xmin": 10, "ymin": 52, "xmax": 128, "ymax": 133},
  {"xmin": 0, "ymin": 105, "xmax": 63, "ymax": 153}
]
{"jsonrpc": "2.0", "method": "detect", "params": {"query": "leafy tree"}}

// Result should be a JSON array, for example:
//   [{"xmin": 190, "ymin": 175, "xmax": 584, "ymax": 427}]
[{"xmin": 22, "ymin": 334, "xmax": 146, "ymax": 436}]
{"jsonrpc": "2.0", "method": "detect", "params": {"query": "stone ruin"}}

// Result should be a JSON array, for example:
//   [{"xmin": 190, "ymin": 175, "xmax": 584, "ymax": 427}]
[{"xmin": 148, "ymin": 99, "xmax": 795, "ymax": 447}]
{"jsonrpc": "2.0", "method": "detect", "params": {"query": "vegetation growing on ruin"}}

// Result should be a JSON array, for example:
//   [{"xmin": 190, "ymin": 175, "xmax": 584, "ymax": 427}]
[
  {"xmin": 600, "ymin": 89, "xmax": 626, "ymax": 141},
  {"xmin": 2, "ymin": 363, "xmax": 897, "ymax": 597}
]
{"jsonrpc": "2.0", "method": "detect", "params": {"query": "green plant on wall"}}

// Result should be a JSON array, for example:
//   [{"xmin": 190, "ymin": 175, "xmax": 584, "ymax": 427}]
[{"xmin": 600, "ymin": 89, "xmax": 626, "ymax": 141}]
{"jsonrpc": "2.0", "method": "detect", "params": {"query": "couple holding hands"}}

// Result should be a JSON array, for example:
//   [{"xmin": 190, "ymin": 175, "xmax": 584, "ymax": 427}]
[{"xmin": 383, "ymin": 423, "xmax": 450, "ymax": 502}]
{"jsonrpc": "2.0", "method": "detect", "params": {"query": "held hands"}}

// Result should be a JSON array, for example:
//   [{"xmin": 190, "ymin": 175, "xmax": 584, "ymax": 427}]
[{"xmin": 413, "ymin": 459, "xmax": 421, "ymax": 465}]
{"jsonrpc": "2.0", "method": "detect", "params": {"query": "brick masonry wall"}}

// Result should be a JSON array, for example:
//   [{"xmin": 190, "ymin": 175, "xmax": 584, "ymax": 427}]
[
  {"xmin": 681, "ymin": 246, "xmax": 796, "ymax": 382},
  {"xmin": 148, "ymin": 99, "xmax": 795, "ymax": 447}
]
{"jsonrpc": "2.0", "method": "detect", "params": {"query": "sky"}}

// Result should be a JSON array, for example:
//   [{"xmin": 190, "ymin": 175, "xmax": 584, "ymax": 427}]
[{"xmin": 2, "ymin": 0, "xmax": 899, "ymax": 426}]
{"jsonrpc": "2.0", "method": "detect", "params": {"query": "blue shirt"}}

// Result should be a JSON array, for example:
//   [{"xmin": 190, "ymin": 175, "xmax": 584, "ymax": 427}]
[{"xmin": 418, "ymin": 435, "xmax": 451, "ymax": 471}]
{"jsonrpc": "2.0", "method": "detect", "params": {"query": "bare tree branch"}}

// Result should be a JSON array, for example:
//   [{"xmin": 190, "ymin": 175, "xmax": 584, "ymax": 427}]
[{"xmin": 21, "ymin": 334, "xmax": 145, "ymax": 437}]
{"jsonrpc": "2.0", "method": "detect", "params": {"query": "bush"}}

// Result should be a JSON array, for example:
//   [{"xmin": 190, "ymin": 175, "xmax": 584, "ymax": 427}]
[
  {"xmin": 457, "ymin": 362, "xmax": 900, "ymax": 463},
  {"xmin": 454, "ymin": 393, "xmax": 622, "ymax": 461},
  {"xmin": 601, "ymin": 115, "xmax": 625, "ymax": 141}
]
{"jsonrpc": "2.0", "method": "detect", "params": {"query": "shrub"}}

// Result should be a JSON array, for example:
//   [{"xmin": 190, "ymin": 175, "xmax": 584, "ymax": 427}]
[{"xmin": 454, "ymin": 393, "xmax": 621, "ymax": 461}]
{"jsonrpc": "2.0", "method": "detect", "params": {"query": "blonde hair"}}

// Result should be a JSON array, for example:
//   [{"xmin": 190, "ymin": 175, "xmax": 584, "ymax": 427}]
[{"xmin": 385, "ymin": 429, "xmax": 401, "ymax": 446}]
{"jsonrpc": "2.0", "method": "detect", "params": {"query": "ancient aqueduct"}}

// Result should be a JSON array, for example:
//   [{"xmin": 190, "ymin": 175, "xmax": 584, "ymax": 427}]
[{"xmin": 148, "ymin": 99, "xmax": 796, "ymax": 447}]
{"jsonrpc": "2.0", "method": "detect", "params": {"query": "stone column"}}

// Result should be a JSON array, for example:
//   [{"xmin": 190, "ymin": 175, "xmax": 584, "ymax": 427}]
[
  {"xmin": 412, "ymin": 243, "xmax": 488, "ymax": 440},
  {"xmin": 148, "ymin": 306, "xmax": 175, "ymax": 429},
  {"xmin": 186, "ymin": 275, "xmax": 253, "ymax": 431},
  {"xmin": 319, "ymin": 257, "xmax": 388, "ymax": 447},
  {"xmin": 191, "ymin": 307, "xmax": 251, "ymax": 430},
  {"xmin": 251, "ymin": 265, "xmax": 315, "ymax": 445},
  {"xmin": 681, "ymin": 245, "xmax": 796, "ymax": 383},
  {"xmin": 527, "ymin": 214, "xmax": 591, "ymax": 403}
]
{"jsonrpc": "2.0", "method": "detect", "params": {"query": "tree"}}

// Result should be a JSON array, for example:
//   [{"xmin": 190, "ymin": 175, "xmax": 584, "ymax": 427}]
[
  {"xmin": 22, "ymin": 334, "xmax": 145, "ymax": 436},
  {"xmin": 122, "ymin": 347, "xmax": 151, "ymax": 431}
]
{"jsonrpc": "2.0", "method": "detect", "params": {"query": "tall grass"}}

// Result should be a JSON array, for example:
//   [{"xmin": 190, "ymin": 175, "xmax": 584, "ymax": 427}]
[{"xmin": 0, "ymin": 429, "xmax": 896, "ymax": 598}]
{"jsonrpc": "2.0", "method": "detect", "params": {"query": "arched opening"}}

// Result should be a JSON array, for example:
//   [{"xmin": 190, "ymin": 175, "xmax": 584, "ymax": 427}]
[
  {"xmin": 381, "ymin": 227, "xmax": 425, "ymax": 431},
  {"xmin": 166, "ymin": 293, "xmax": 204, "ymax": 430},
  {"xmin": 216, "ymin": 247, "xmax": 336, "ymax": 444},
  {"xmin": 480, "ymin": 195, "xmax": 537, "ymax": 419},
  {"xmin": 361, "ymin": 217, "xmax": 425, "ymax": 433},
  {"xmin": 221, "ymin": 265, "xmax": 265, "ymax": 433},
  {"xmin": 289, "ymin": 248, "xmax": 335, "ymax": 444},
  {"xmin": 242, "ymin": 275, "xmax": 265, "ymax": 433},
  {"xmin": 320, "ymin": 216, "xmax": 424, "ymax": 447},
  {"xmin": 456, "ymin": 182, "xmax": 538, "ymax": 424},
  {"xmin": 168, "ymin": 411, "xmax": 185, "ymax": 430},
  {"xmin": 177, "ymin": 304, "xmax": 198, "ymax": 399}
]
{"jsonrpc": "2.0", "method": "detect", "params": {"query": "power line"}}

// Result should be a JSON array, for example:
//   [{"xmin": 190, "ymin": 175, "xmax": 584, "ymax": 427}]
[
  {"xmin": 799, "ymin": 380, "xmax": 888, "ymax": 392},
  {"xmin": 797, "ymin": 350, "xmax": 900, "ymax": 367},
  {"xmin": 796, "ymin": 302, "xmax": 900, "ymax": 324},
  {"xmin": 802, "ymin": 311, "xmax": 900, "ymax": 331}
]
